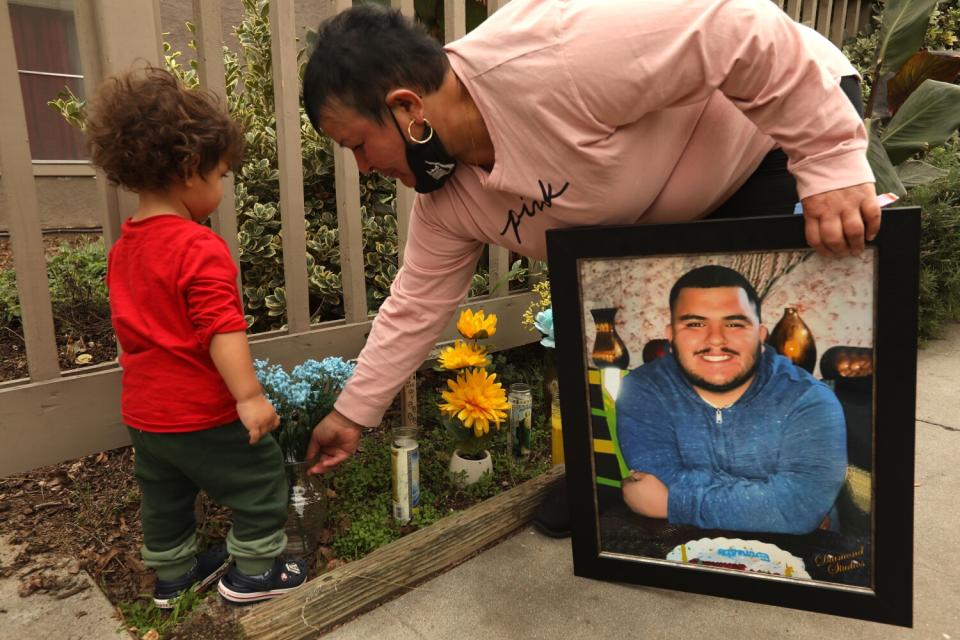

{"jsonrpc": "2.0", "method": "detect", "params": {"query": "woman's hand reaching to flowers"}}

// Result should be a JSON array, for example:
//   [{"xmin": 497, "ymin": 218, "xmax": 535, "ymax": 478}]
[{"xmin": 306, "ymin": 409, "xmax": 364, "ymax": 475}]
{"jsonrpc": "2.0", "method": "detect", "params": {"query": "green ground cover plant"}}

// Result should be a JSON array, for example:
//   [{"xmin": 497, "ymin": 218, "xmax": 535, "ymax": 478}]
[{"xmin": 326, "ymin": 344, "xmax": 553, "ymax": 562}]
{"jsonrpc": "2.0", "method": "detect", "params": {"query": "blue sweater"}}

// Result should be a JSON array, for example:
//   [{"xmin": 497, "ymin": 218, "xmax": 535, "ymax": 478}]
[{"xmin": 616, "ymin": 347, "xmax": 847, "ymax": 535}]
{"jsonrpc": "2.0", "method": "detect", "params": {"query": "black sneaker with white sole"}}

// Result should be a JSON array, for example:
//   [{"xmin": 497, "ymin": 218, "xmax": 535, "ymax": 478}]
[
  {"xmin": 153, "ymin": 545, "xmax": 231, "ymax": 609},
  {"xmin": 218, "ymin": 557, "xmax": 307, "ymax": 604}
]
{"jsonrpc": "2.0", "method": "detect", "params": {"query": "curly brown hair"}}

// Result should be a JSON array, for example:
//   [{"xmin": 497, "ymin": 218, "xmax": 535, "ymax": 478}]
[{"xmin": 84, "ymin": 66, "xmax": 242, "ymax": 193}]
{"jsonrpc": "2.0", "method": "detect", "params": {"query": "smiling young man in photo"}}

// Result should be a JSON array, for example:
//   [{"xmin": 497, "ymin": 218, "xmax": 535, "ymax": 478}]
[{"xmin": 616, "ymin": 265, "xmax": 847, "ymax": 535}]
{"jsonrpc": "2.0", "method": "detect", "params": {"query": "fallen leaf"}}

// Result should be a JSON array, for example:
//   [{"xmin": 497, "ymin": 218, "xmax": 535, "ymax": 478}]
[
  {"xmin": 95, "ymin": 452, "xmax": 108, "ymax": 465},
  {"xmin": 66, "ymin": 461, "xmax": 84, "ymax": 480},
  {"xmin": 75, "ymin": 354, "xmax": 93, "ymax": 365},
  {"xmin": 95, "ymin": 547, "xmax": 120, "ymax": 571}
]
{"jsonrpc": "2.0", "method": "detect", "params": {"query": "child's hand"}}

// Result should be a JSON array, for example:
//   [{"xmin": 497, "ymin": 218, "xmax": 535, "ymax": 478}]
[{"xmin": 237, "ymin": 394, "xmax": 280, "ymax": 444}]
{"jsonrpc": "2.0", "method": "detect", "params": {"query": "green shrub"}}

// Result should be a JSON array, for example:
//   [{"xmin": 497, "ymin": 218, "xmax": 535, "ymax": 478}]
[
  {"xmin": 904, "ymin": 138, "xmax": 960, "ymax": 341},
  {"xmin": 48, "ymin": 0, "xmax": 526, "ymax": 333},
  {"xmin": 841, "ymin": 0, "xmax": 960, "ymax": 341},
  {"xmin": 185, "ymin": 0, "xmax": 496, "ymax": 327},
  {"xmin": 844, "ymin": 0, "xmax": 960, "ymax": 98},
  {"xmin": 0, "ymin": 239, "xmax": 109, "ymax": 336},
  {"xmin": 48, "ymin": 0, "xmax": 401, "ymax": 332},
  {"xmin": 47, "ymin": 239, "xmax": 110, "ymax": 334},
  {"xmin": 0, "ymin": 269, "xmax": 20, "ymax": 327},
  {"xmin": 201, "ymin": 0, "xmax": 401, "ymax": 330}
]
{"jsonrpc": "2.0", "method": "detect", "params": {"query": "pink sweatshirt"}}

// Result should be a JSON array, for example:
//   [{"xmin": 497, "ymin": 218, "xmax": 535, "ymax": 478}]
[{"xmin": 335, "ymin": 0, "xmax": 874, "ymax": 426}]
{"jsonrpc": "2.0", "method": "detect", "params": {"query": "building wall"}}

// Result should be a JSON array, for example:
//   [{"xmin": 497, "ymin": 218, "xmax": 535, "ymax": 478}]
[{"xmin": 0, "ymin": 175, "xmax": 101, "ymax": 231}]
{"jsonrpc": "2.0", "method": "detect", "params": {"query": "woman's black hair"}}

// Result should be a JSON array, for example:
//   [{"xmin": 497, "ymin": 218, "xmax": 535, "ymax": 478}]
[{"xmin": 303, "ymin": 4, "xmax": 449, "ymax": 129}]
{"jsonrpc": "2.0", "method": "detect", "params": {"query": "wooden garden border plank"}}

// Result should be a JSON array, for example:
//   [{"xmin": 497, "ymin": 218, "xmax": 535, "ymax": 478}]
[{"xmin": 240, "ymin": 465, "xmax": 564, "ymax": 639}]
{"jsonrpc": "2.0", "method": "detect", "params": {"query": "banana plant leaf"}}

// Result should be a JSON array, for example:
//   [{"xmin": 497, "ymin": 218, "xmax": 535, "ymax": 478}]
[
  {"xmin": 897, "ymin": 159, "xmax": 948, "ymax": 188},
  {"xmin": 886, "ymin": 50, "xmax": 960, "ymax": 116},
  {"xmin": 881, "ymin": 80, "xmax": 960, "ymax": 165},
  {"xmin": 867, "ymin": 120, "xmax": 905, "ymax": 198},
  {"xmin": 877, "ymin": 0, "xmax": 941, "ymax": 76}
]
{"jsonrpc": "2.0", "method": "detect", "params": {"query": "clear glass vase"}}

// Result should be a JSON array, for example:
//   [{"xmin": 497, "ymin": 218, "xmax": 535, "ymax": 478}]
[{"xmin": 282, "ymin": 459, "xmax": 327, "ymax": 557}]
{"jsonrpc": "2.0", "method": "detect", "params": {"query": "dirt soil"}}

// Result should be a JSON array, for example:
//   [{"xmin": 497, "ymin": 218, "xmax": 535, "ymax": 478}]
[
  {"xmin": 0, "ymin": 406, "xmax": 408, "ymax": 639},
  {"xmin": 0, "ymin": 446, "xmax": 250, "ymax": 639}
]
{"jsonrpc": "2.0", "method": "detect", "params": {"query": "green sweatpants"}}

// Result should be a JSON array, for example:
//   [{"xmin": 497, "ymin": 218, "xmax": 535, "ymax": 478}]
[{"xmin": 128, "ymin": 421, "xmax": 288, "ymax": 579}]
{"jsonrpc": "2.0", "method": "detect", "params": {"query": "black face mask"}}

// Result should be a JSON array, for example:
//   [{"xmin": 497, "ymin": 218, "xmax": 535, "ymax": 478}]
[{"xmin": 390, "ymin": 111, "xmax": 457, "ymax": 194}]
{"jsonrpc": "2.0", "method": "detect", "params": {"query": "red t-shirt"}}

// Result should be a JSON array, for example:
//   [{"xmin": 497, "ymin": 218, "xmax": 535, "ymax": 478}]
[{"xmin": 107, "ymin": 215, "xmax": 248, "ymax": 432}]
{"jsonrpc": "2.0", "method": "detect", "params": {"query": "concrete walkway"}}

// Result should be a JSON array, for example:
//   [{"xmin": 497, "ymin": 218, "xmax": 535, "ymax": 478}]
[
  {"xmin": 324, "ymin": 325, "xmax": 960, "ymax": 640},
  {"xmin": 0, "ymin": 535, "xmax": 125, "ymax": 640}
]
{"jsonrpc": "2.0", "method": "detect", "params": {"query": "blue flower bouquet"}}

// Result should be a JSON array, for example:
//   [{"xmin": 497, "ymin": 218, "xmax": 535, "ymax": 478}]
[{"xmin": 254, "ymin": 356, "xmax": 355, "ymax": 462}]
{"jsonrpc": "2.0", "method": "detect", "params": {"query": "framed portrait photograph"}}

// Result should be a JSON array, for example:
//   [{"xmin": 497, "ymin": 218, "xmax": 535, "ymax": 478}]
[{"xmin": 546, "ymin": 209, "xmax": 919, "ymax": 626}]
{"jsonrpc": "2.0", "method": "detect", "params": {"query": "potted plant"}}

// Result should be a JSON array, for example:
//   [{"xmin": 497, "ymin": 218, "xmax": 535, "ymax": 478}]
[
  {"xmin": 255, "ymin": 356, "xmax": 355, "ymax": 554},
  {"xmin": 437, "ymin": 309, "xmax": 510, "ymax": 485}
]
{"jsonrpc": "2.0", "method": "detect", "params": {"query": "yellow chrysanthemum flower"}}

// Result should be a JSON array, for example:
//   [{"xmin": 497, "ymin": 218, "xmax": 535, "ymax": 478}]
[
  {"xmin": 439, "ymin": 368, "xmax": 511, "ymax": 437},
  {"xmin": 438, "ymin": 340, "xmax": 490, "ymax": 370},
  {"xmin": 456, "ymin": 309, "xmax": 497, "ymax": 340}
]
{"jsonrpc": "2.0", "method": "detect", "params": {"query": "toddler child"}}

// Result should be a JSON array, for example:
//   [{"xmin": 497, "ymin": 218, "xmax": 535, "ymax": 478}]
[{"xmin": 85, "ymin": 66, "xmax": 306, "ymax": 606}]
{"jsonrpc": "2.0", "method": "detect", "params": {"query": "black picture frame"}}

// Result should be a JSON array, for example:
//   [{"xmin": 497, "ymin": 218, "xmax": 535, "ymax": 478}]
[{"xmin": 546, "ymin": 209, "xmax": 919, "ymax": 627}]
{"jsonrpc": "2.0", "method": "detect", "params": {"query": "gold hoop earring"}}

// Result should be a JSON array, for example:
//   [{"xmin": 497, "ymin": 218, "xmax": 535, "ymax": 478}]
[{"xmin": 407, "ymin": 118, "xmax": 434, "ymax": 145}]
